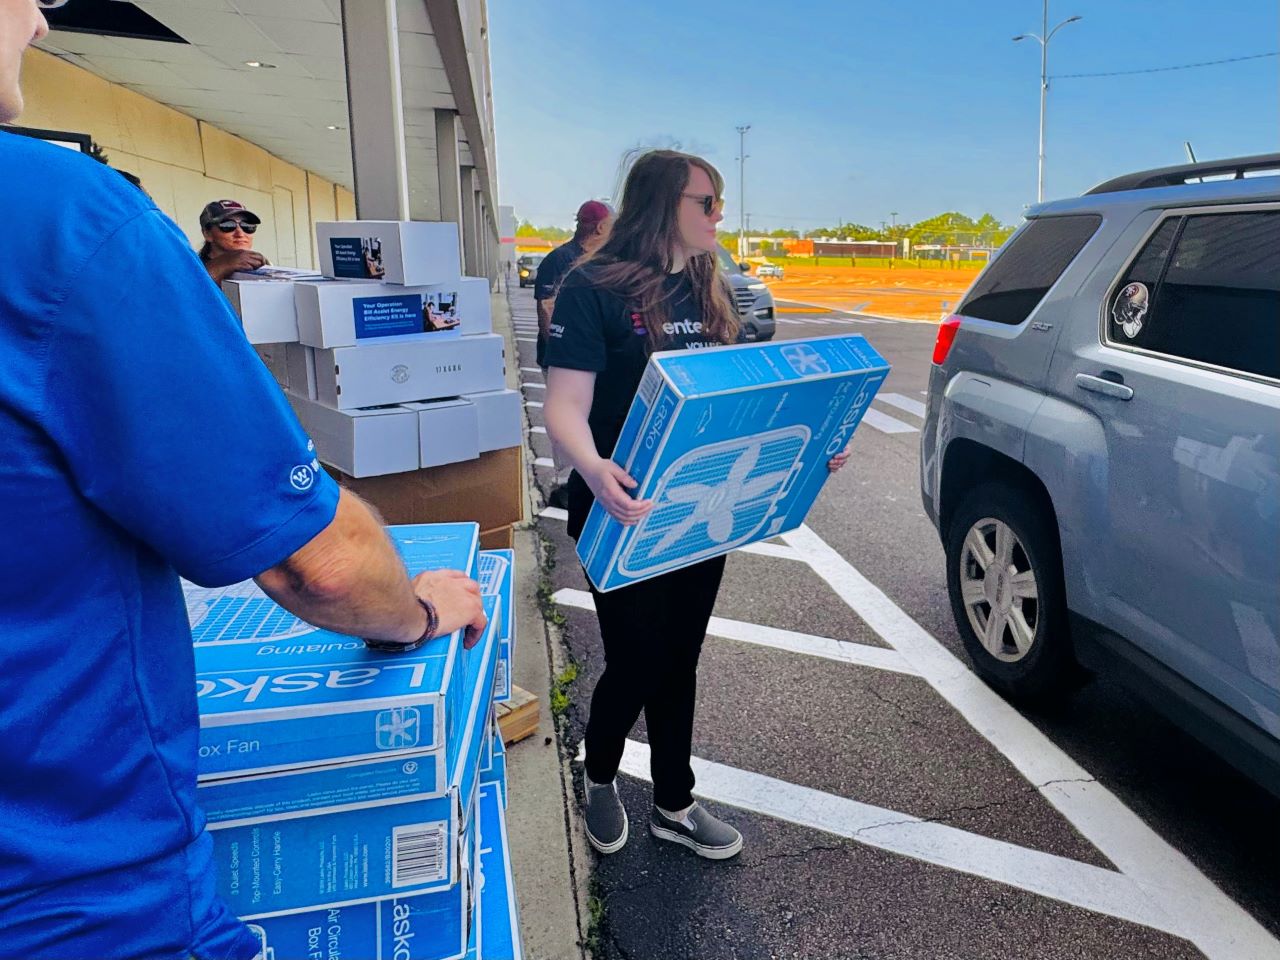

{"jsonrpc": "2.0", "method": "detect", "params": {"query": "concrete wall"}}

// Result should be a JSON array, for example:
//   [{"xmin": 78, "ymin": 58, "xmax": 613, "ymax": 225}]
[{"xmin": 11, "ymin": 50, "xmax": 348, "ymax": 269}]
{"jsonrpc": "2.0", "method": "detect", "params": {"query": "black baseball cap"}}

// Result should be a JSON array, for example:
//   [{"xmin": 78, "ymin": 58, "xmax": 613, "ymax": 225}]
[{"xmin": 199, "ymin": 199, "xmax": 261, "ymax": 228}]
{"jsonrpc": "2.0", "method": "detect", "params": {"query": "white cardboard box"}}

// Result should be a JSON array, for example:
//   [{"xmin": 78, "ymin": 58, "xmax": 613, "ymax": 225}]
[
  {"xmin": 405, "ymin": 398, "xmax": 481, "ymax": 468},
  {"xmin": 284, "ymin": 342, "xmax": 317, "ymax": 399},
  {"xmin": 223, "ymin": 277, "xmax": 301, "ymax": 344},
  {"xmin": 316, "ymin": 220, "xmax": 461, "ymax": 286},
  {"xmin": 448, "ymin": 277, "xmax": 493, "ymax": 336},
  {"xmin": 466, "ymin": 389, "xmax": 523, "ymax": 452},
  {"xmin": 288, "ymin": 394, "xmax": 420, "ymax": 477},
  {"xmin": 315, "ymin": 333, "xmax": 506, "ymax": 410},
  {"xmin": 295, "ymin": 280, "xmax": 474, "ymax": 349}
]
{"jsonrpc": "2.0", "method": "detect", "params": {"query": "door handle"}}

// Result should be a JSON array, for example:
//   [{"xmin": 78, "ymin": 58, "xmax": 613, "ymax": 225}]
[{"xmin": 1075, "ymin": 373, "xmax": 1134, "ymax": 401}]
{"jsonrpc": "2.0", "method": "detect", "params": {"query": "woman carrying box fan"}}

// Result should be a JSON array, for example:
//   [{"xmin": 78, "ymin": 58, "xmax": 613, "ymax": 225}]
[{"xmin": 543, "ymin": 149, "xmax": 851, "ymax": 860}]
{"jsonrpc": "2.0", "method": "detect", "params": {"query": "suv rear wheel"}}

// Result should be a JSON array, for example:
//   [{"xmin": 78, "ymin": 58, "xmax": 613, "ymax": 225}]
[{"xmin": 945, "ymin": 482, "xmax": 1074, "ymax": 702}]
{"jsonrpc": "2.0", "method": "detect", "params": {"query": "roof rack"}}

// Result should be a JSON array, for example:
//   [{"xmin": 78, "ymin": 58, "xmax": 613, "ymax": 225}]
[{"xmin": 1085, "ymin": 153, "xmax": 1280, "ymax": 196}]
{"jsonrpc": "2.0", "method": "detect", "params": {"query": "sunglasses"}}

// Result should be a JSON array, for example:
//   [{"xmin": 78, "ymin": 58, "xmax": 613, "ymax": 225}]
[
  {"xmin": 215, "ymin": 220, "xmax": 257, "ymax": 234},
  {"xmin": 681, "ymin": 193, "xmax": 722, "ymax": 217},
  {"xmin": 37, "ymin": 0, "xmax": 70, "ymax": 8}
]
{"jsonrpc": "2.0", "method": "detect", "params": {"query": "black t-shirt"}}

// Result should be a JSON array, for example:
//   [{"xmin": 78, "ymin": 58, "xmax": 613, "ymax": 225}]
[
  {"xmin": 533, "ymin": 239, "xmax": 583, "ymax": 302},
  {"xmin": 544, "ymin": 264, "xmax": 724, "ymax": 537}
]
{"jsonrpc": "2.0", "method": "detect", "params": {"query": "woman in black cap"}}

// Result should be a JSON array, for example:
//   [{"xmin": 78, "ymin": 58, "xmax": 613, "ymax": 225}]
[{"xmin": 198, "ymin": 199, "xmax": 268, "ymax": 283}]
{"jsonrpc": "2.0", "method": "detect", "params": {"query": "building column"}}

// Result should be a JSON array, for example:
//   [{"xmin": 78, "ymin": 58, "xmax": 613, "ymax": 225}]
[
  {"xmin": 340, "ymin": 0, "xmax": 410, "ymax": 220},
  {"xmin": 433, "ymin": 109, "xmax": 465, "ymax": 266},
  {"xmin": 459, "ymin": 165, "xmax": 481, "ymax": 277}
]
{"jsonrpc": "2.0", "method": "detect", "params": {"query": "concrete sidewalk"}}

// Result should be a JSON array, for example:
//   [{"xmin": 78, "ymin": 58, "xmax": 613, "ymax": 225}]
[{"xmin": 491, "ymin": 283, "xmax": 593, "ymax": 960}]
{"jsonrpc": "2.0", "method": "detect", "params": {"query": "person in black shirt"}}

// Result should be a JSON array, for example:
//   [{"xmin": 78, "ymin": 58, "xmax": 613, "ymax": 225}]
[
  {"xmin": 535, "ymin": 200, "xmax": 613, "ymax": 508},
  {"xmin": 544, "ymin": 150, "xmax": 851, "ymax": 861},
  {"xmin": 535, "ymin": 199, "xmax": 613, "ymax": 368}
]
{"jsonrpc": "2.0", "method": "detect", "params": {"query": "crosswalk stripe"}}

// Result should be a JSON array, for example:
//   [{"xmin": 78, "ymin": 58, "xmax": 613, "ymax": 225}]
[
  {"xmin": 525, "ymin": 400, "xmax": 543, "ymax": 408},
  {"xmin": 530, "ymin": 425, "xmax": 547, "ymax": 434},
  {"xmin": 524, "ymin": 382, "xmax": 546, "ymax": 390},
  {"xmin": 607, "ymin": 739, "xmax": 1186, "ymax": 938},
  {"xmin": 877, "ymin": 393, "xmax": 927, "ymax": 419},
  {"xmin": 533, "ymin": 457, "xmax": 554, "ymax": 467},
  {"xmin": 516, "ymin": 337, "xmax": 536, "ymax": 343},
  {"xmin": 520, "ymin": 367, "xmax": 543, "ymax": 374},
  {"xmin": 862, "ymin": 408, "xmax": 918, "ymax": 435},
  {"xmin": 538, "ymin": 506, "xmax": 568, "ymax": 521}
]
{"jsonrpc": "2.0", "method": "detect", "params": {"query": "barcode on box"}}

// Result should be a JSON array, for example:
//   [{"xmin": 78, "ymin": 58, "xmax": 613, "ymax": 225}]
[
  {"xmin": 392, "ymin": 821, "xmax": 448, "ymax": 887},
  {"xmin": 495, "ymin": 658, "xmax": 508, "ymax": 694}
]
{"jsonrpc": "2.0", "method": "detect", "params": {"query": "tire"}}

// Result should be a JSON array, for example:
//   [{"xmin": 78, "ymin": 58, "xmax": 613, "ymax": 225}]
[{"xmin": 945, "ymin": 481, "xmax": 1074, "ymax": 702}]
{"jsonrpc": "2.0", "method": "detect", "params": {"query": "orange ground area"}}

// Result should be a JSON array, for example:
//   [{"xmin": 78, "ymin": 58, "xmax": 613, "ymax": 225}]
[{"xmin": 762, "ymin": 263, "xmax": 980, "ymax": 323}]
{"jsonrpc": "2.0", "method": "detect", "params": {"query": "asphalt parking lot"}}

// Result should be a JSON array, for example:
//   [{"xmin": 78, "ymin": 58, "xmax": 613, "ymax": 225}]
[{"xmin": 508, "ymin": 286, "xmax": 1280, "ymax": 960}]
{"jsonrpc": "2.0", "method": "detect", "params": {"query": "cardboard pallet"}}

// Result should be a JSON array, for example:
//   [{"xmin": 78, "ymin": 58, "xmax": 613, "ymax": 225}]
[{"xmin": 496, "ymin": 685, "xmax": 539, "ymax": 746}]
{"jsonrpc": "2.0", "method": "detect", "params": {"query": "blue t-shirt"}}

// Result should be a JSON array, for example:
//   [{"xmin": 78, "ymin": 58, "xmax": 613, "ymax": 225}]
[{"xmin": 0, "ymin": 133, "xmax": 340, "ymax": 959}]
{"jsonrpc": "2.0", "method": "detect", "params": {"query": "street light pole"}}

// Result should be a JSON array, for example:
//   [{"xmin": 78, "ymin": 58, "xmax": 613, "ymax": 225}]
[
  {"xmin": 736, "ymin": 124, "xmax": 750, "ymax": 261},
  {"xmin": 1014, "ymin": 3, "xmax": 1081, "ymax": 203}
]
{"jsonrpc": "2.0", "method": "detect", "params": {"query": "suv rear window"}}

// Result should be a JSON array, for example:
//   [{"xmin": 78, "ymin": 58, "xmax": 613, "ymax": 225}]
[
  {"xmin": 958, "ymin": 215, "xmax": 1102, "ymax": 325},
  {"xmin": 1107, "ymin": 211, "xmax": 1280, "ymax": 380}
]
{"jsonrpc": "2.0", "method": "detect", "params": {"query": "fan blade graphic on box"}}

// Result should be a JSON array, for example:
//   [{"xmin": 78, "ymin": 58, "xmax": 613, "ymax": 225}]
[
  {"xmin": 477, "ymin": 552, "xmax": 510, "ymax": 596},
  {"xmin": 184, "ymin": 580, "xmax": 312, "ymax": 644},
  {"xmin": 625, "ymin": 426, "xmax": 810, "ymax": 575}
]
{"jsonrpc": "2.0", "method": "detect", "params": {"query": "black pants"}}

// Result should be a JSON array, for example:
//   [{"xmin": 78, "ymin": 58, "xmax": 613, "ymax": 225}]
[{"xmin": 581, "ymin": 552, "xmax": 727, "ymax": 810}]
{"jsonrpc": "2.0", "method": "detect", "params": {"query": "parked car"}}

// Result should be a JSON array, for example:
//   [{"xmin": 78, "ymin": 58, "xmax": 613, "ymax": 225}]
[
  {"xmin": 756, "ymin": 262, "xmax": 785, "ymax": 279},
  {"xmin": 516, "ymin": 253, "xmax": 544, "ymax": 288},
  {"xmin": 919, "ymin": 153, "xmax": 1280, "ymax": 795},
  {"xmin": 715, "ymin": 246, "xmax": 775, "ymax": 341}
]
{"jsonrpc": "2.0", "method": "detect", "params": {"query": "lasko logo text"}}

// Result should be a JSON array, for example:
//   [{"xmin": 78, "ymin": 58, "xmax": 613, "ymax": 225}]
[
  {"xmin": 391, "ymin": 900, "xmax": 416, "ymax": 960},
  {"xmin": 196, "ymin": 662, "xmax": 433, "ymax": 704},
  {"xmin": 824, "ymin": 377, "xmax": 883, "ymax": 456}
]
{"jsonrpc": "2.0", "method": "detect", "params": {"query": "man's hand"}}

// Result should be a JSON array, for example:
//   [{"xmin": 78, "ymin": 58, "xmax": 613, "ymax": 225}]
[
  {"xmin": 583, "ymin": 457, "xmax": 653, "ymax": 525},
  {"xmin": 411, "ymin": 569, "xmax": 487, "ymax": 648},
  {"xmin": 828, "ymin": 448, "xmax": 852, "ymax": 473},
  {"xmin": 206, "ymin": 249, "xmax": 268, "ymax": 283}
]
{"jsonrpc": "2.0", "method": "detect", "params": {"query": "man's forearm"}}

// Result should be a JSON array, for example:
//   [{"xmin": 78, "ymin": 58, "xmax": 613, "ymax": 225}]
[
  {"xmin": 536, "ymin": 297, "xmax": 554, "ymax": 336},
  {"xmin": 255, "ymin": 490, "xmax": 425, "ymax": 643}
]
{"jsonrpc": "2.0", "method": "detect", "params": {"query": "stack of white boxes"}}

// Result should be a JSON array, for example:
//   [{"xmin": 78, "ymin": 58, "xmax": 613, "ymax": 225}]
[
  {"xmin": 230, "ymin": 221, "xmax": 523, "ymax": 478},
  {"xmin": 185, "ymin": 523, "xmax": 524, "ymax": 958}
]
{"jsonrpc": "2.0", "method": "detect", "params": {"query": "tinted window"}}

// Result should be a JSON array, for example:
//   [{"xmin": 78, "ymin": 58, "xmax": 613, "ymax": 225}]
[
  {"xmin": 959, "ymin": 215, "xmax": 1102, "ymax": 325},
  {"xmin": 1108, "ymin": 212, "xmax": 1280, "ymax": 380}
]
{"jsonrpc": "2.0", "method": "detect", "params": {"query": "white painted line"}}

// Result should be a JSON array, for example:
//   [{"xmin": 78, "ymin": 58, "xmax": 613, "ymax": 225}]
[
  {"xmin": 533, "ymin": 457, "xmax": 554, "ymax": 468},
  {"xmin": 529, "ymin": 425, "xmax": 547, "ymax": 434},
  {"xmin": 877, "ymin": 392, "xmax": 927, "ymax": 419},
  {"xmin": 538, "ymin": 506, "xmax": 568, "ymax": 521},
  {"xmin": 525, "ymin": 400, "xmax": 543, "ymax": 408},
  {"xmin": 861, "ymin": 408, "xmax": 918, "ymax": 435},
  {"xmin": 520, "ymin": 367, "xmax": 543, "ymax": 374},
  {"xmin": 552, "ymin": 588, "xmax": 916, "ymax": 675},
  {"xmin": 780, "ymin": 525, "xmax": 1279, "ymax": 959},
  {"xmin": 516, "ymin": 337, "xmax": 537, "ymax": 343},
  {"xmin": 610, "ymin": 739, "xmax": 1190, "ymax": 940},
  {"xmin": 524, "ymin": 382, "xmax": 546, "ymax": 390},
  {"xmin": 737, "ymin": 541, "xmax": 803, "ymax": 561}
]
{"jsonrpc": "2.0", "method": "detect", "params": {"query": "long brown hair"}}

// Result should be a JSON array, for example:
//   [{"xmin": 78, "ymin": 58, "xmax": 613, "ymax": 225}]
[{"xmin": 583, "ymin": 150, "xmax": 739, "ymax": 351}]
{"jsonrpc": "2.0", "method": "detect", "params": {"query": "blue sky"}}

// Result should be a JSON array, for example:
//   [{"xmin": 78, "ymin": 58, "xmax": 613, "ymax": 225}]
[{"xmin": 488, "ymin": 0, "xmax": 1278, "ymax": 231}]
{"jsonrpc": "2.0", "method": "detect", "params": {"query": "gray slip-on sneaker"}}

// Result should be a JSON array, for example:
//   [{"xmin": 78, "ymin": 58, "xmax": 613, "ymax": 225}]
[
  {"xmin": 649, "ymin": 802, "xmax": 743, "ymax": 860},
  {"xmin": 584, "ymin": 778, "xmax": 629, "ymax": 854}
]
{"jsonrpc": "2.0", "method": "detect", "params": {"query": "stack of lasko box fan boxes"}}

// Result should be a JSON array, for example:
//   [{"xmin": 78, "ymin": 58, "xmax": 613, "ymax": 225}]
[
  {"xmin": 185, "ymin": 522, "xmax": 523, "ymax": 959},
  {"xmin": 225, "ymin": 220, "xmax": 522, "ymax": 478}
]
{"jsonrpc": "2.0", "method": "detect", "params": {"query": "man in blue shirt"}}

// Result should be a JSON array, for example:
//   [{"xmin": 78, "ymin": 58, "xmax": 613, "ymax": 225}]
[{"xmin": 0, "ymin": 4, "xmax": 486, "ymax": 958}]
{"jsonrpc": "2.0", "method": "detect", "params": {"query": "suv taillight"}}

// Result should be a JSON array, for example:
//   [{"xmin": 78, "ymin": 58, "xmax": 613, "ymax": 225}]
[{"xmin": 932, "ymin": 315, "xmax": 962, "ymax": 365}]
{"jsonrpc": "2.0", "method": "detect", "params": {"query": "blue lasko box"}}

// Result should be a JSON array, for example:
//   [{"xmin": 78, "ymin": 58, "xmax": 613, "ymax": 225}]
[
  {"xmin": 244, "ymin": 790, "xmax": 482, "ymax": 960},
  {"xmin": 577, "ymin": 335, "xmax": 889, "ymax": 590},
  {"xmin": 188, "ymin": 523, "xmax": 481, "ymax": 780},
  {"xmin": 477, "ymin": 781, "xmax": 523, "ymax": 959},
  {"xmin": 204, "ymin": 595, "xmax": 500, "ymax": 915},
  {"xmin": 479, "ymin": 549, "xmax": 515, "ymax": 702}
]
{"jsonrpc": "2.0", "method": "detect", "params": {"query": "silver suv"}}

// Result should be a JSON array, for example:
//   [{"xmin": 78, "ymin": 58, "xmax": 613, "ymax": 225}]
[
  {"xmin": 920, "ymin": 154, "xmax": 1280, "ymax": 794},
  {"xmin": 716, "ymin": 246, "xmax": 776, "ymax": 341}
]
